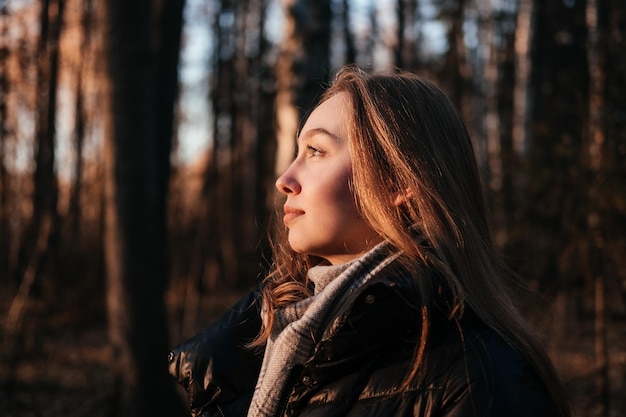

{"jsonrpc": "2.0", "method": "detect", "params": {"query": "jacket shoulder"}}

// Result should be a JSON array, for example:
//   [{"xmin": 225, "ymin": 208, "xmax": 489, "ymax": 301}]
[
  {"xmin": 168, "ymin": 289, "xmax": 264, "ymax": 417},
  {"xmin": 436, "ymin": 326, "xmax": 558, "ymax": 417},
  {"xmin": 292, "ymin": 280, "xmax": 558, "ymax": 417}
]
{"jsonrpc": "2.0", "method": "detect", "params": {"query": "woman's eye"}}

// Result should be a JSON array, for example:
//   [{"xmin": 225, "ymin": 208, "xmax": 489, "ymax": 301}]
[{"xmin": 306, "ymin": 145, "xmax": 322, "ymax": 157}]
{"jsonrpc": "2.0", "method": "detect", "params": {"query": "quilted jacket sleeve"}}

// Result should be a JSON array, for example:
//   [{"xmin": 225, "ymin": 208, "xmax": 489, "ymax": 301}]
[{"xmin": 168, "ymin": 289, "xmax": 264, "ymax": 417}]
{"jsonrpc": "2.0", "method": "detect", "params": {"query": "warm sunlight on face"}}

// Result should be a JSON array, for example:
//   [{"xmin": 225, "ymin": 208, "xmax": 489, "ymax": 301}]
[{"xmin": 275, "ymin": 93, "xmax": 382, "ymax": 265}]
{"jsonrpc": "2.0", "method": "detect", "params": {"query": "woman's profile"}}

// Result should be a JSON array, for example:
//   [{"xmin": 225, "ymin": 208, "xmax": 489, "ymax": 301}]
[{"xmin": 168, "ymin": 65, "xmax": 571, "ymax": 417}]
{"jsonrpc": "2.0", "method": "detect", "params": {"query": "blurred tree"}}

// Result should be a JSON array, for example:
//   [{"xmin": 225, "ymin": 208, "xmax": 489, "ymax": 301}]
[
  {"xmin": 441, "ymin": 0, "xmax": 473, "ymax": 122},
  {"xmin": 512, "ymin": 0, "xmax": 533, "ymax": 155},
  {"xmin": 0, "ymin": 0, "xmax": 625, "ymax": 414},
  {"xmin": 208, "ymin": 0, "xmax": 251, "ymax": 288},
  {"xmin": 520, "ymin": 0, "xmax": 588, "ymax": 289},
  {"xmin": 189, "ymin": 0, "xmax": 274, "ymax": 295},
  {"xmin": 341, "ymin": 0, "xmax": 356, "ymax": 64},
  {"xmin": 3, "ymin": 0, "xmax": 66, "ymax": 394},
  {"xmin": 364, "ymin": 2, "xmax": 380, "ymax": 67},
  {"xmin": 275, "ymin": 0, "xmax": 332, "ymax": 177},
  {"xmin": 604, "ymin": 0, "xmax": 626, "ymax": 306},
  {"xmin": 102, "ymin": 0, "xmax": 185, "ymax": 415},
  {"xmin": 395, "ymin": 0, "xmax": 418, "ymax": 69},
  {"xmin": 251, "ymin": 0, "xmax": 278, "ymax": 279},
  {"xmin": 66, "ymin": 0, "xmax": 93, "ymax": 242},
  {"xmin": 585, "ymin": 0, "xmax": 614, "ymax": 414},
  {"xmin": 20, "ymin": 0, "xmax": 65, "ymax": 286},
  {"xmin": 494, "ymin": 0, "xmax": 518, "ymax": 249},
  {"xmin": 478, "ymin": 0, "xmax": 505, "ymax": 244},
  {"xmin": 0, "ymin": 2, "xmax": 10, "ymax": 282}
]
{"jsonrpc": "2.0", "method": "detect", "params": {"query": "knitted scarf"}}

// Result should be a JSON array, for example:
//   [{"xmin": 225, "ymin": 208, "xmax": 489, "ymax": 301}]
[{"xmin": 247, "ymin": 242, "xmax": 400, "ymax": 417}]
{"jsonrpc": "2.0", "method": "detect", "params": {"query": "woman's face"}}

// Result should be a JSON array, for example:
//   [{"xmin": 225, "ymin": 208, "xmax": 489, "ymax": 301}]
[{"xmin": 275, "ymin": 92, "xmax": 382, "ymax": 265}]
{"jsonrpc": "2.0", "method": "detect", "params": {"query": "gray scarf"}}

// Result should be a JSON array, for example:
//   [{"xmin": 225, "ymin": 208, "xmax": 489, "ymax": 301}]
[{"xmin": 247, "ymin": 242, "xmax": 400, "ymax": 417}]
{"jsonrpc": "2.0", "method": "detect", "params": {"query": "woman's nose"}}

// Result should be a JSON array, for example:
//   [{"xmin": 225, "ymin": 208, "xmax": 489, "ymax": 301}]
[{"xmin": 275, "ymin": 169, "xmax": 301, "ymax": 195}]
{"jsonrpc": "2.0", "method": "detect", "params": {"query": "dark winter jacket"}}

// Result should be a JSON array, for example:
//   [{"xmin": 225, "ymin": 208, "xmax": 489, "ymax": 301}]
[{"xmin": 168, "ymin": 280, "xmax": 559, "ymax": 417}]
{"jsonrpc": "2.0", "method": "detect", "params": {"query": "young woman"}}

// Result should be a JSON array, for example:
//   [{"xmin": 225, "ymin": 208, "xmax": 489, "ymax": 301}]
[{"xmin": 168, "ymin": 66, "xmax": 571, "ymax": 417}]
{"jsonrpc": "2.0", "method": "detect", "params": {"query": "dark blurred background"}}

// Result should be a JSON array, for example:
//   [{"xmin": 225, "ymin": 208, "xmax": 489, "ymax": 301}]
[{"xmin": 0, "ymin": 0, "xmax": 624, "ymax": 416}]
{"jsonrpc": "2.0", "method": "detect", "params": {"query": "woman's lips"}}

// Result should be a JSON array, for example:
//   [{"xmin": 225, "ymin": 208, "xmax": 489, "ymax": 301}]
[{"xmin": 283, "ymin": 206, "xmax": 304, "ymax": 224}]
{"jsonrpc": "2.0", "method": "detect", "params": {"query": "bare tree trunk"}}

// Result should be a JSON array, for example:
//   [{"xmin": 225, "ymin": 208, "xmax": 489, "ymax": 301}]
[
  {"xmin": 231, "ymin": 0, "xmax": 259, "ymax": 286},
  {"xmin": 394, "ymin": 0, "xmax": 418, "ymax": 70},
  {"xmin": 22, "ymin": 0, "xmax": 64, "ymax": 285},
  {"xmin": 274, "ymin": 19, "xmax": 299, "ymax": 180},
  {"xmin": 275, "ymin": 0, "xmax": 331, "ymax": 177},
  {"xmin": 365, "ymin": 3, "xmax": 380, "ymax": 68},
  {"xmin": 199, "ymin": 0, "xmax": 274, "ymax": 290},
  {"xmin": 443, "ymin": 0, "xmax": 473, "ymax": 137},
  {"xmin": 523, "ymin": 0, "xmax": 588, "ymax": 291},
  {"xmin": 341, "ymin": 0, "xmax": 356, "ymax": 64},
  {"xmin": 102, "ymin": 0, "xmax": 182, "ymax": 415},
  {"xmin": 243, "ymin": 0, "xmax": 277, "ymax": 284},
  {"xmin": 478, "ymin": 0, "xmax": 506, "ymax": 245},
  {"xmin": 586, "ymin": 0, "xmax": 610, "ymax": 414},
  {"xmin": 67, "ymin": 0, "xmax": 93, "ymax": 242},
  {"xmin": 395, "ymin": 0, "xmax": 405, "ymax": 68},
  {"xmin": 211, "ymin": 0, "xmax": 239, "ymax": 287},
  {"xmin": 512, "ymin": 0, "xmax": 533, "ymax": 155},
  {"xmin": 0, "ymin": 3, "xmax": 10, "ymax": 283},
  {"xmin": 605, "ymin": 0, "xmax": 626, "ymax": 312},
  {"xmin": 496, "ymin": 3, "xmax": 518, "ymax": 251},
  {"xmin": 194, "ymin": 1, "xmax": 227, "ymax": 293},
  {"xmin": 593, "ymin": 275, "xmax": 609, "ymax": 416},
  {"xmin": 3, "ymin": 212, "xmax": 52, "ymax": 397},
  {"xmin": 153, "ymin": 0, "xmax": 185, "ymax": 255},
  {"xmin": 3, "ymin": 5, "xmax": 65, "ymax": 398}
]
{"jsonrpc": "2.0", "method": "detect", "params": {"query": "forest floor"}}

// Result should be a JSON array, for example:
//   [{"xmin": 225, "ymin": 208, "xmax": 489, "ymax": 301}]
[{"xmin": 0, "ymin": 289, "xmax": 625, "ymax": 417}]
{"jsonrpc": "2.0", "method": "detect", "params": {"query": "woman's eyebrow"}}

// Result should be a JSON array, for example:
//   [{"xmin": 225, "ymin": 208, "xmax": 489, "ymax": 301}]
[{"xmin": 297, "ymin": 127, "xmax": 341, "ymax": 143}]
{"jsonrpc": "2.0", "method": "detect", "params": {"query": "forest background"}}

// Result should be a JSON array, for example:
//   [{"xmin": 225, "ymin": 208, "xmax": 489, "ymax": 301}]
[{"xmin": 0, "ymin": 0, "xmax": 624, "ymax": 416}]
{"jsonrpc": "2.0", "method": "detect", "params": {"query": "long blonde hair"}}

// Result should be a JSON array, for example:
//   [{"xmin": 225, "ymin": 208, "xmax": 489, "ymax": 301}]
[{"xmin": 258, "ymin": 65, "xmax": 569, "ymax": 416}]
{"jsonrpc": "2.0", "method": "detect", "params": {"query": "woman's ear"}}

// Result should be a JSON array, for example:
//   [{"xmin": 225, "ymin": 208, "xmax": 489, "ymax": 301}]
[{"xmin": 393, "ymin": 188, "xmax": 413, "ymax": 206}]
